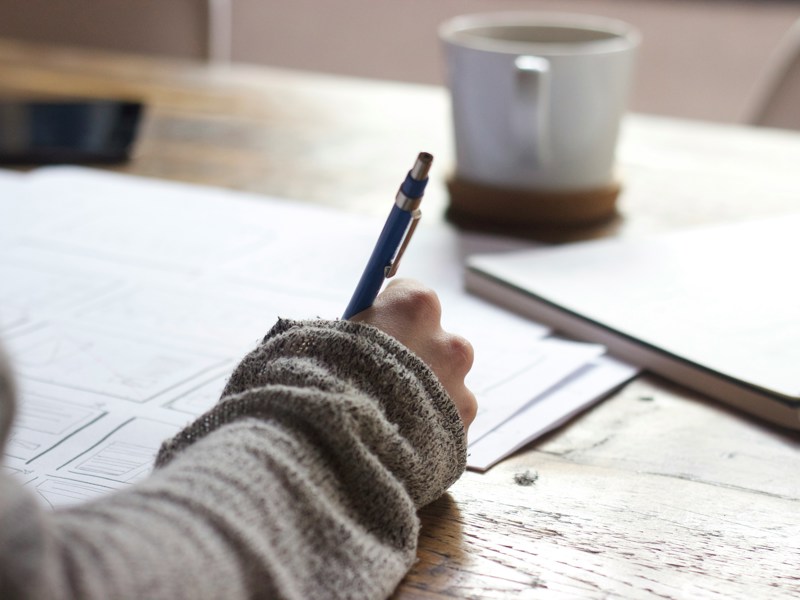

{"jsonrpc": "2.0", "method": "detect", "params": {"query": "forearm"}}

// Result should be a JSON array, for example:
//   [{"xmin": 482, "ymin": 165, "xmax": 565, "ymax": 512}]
[
  {"xmin": 159, "ymin": 319, "xmax": 467, "ymax": 507},
  {"xmin": 3, "ymin": 319, "xmax": 466, "ymax": 600},
  {"xmin": 52, "ymin": 416, "xmax": 418, "ymax": 599}
]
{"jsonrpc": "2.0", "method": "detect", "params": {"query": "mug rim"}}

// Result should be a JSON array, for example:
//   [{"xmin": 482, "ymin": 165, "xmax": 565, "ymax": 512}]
[{"xmin": 439, "ymin": 12, "xmax": 641, "ymax": 56}]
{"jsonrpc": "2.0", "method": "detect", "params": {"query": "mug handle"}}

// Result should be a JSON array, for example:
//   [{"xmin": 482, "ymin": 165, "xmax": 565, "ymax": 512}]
[{"xmin": 513, "ymin": 55, "xmax": 551, "ymax": 168}]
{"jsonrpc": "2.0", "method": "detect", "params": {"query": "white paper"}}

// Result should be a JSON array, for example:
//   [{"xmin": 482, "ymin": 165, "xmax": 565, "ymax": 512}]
[
  {"xmin": 1, "ymin": 167, "xmax": 634, "ymax": 505},
  {"xmin": 467, "ymin": 338, "xmax": 605, "ymax": 444},
  {"xmin": 467, "ymin": 356, "xmax": 638, "ymax": 471}
]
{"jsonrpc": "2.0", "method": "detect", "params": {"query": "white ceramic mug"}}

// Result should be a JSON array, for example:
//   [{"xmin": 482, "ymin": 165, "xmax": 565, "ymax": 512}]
[{"xmin": 440, "ymin": 13, "xmax": 640, "ymax": 192}]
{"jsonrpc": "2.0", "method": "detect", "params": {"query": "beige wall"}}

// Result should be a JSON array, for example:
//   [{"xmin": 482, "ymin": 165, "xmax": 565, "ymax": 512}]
[
  {"xmin": 0, "ymin": 0, "xmax": 212, "ymax": 59},
  {"xmin": 230, "ymin": 0, "xmax": 800, "ymax": 123},
  {"xmin": 1, "ymin": 0, "xmax": 798, "ymax": 123}
]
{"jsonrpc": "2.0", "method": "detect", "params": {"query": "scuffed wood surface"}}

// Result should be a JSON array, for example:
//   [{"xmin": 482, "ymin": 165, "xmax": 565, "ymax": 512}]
[
  {"xmin": 405, "ymin": 377, "xmax": 799, "ymax": 598},
  {"xmin": 1, "ymin": 39, "xmax": 798, "ymax": 599}
]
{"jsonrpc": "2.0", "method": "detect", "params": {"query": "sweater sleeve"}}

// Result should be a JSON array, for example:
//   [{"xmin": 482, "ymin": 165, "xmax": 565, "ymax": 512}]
[{"xmin": 0, "ymin": 319, "xmax": 467, "ymax": 600}]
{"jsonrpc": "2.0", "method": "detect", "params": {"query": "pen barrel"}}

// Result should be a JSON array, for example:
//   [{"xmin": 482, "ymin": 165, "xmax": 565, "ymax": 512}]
[{"xmin": 343, "ymin": 205, "xmax": 412, "ymax": 319}]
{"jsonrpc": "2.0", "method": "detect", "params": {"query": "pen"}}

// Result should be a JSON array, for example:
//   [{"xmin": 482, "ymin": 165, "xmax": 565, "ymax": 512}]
[{"xmin": 343, "ymin": 151, "xmax": 433, "ymax": 319}]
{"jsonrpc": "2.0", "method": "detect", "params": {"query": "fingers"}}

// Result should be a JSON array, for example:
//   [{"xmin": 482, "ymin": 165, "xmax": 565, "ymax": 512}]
[
  {"xmin": 442, "ymin": 332, "xmax": 475, "ymax": 378},
  {"xmin": 350, "ymin": 279, "xmax": 478, "ymax": 430},
  {"xmin": 451, "ymin": 383, "xmax": 478, "ymax": 428}
]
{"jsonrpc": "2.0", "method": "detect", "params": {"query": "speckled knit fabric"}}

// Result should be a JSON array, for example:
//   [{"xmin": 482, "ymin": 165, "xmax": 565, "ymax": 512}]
[{"xmin": 0, "ymin": 319, "xmax": 467, "ymax": 600}]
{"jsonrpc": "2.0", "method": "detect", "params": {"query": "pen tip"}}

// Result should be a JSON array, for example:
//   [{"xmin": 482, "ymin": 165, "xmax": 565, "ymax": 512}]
[{"xmin": 411, "ymin": 152, "xmax": 433, "ymax": 180}]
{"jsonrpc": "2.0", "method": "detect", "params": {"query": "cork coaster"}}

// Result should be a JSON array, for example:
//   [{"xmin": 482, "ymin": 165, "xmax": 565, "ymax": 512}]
[{"xmin": 446, "ymin": 175, "xmax": 622, "ymax": 240}]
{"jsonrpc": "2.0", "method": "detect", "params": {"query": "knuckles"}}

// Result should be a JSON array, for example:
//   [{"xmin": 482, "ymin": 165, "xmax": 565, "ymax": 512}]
[
  {"xmin": 460, "ymin": 391, "xmax": 478, "ymax": 426},
  {"xmin": 393, "ymin": 285, "xmax": 442, "ymax": 320},
  {"xmin": 443, "ymin": 334, "xmax": 474, "ymax": 374}
]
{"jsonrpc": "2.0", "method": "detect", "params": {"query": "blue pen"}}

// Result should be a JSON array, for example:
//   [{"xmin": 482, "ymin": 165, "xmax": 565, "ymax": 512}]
[{"xmin": 343, "ymin": 151, "xmax": 433, "ymax": 319}]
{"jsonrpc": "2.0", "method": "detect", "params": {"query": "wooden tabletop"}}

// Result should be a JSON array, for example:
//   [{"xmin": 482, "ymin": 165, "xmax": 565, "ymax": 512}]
[{"xmin": 2, "ymin": 39, "xmax": 799, "ymax": 599}]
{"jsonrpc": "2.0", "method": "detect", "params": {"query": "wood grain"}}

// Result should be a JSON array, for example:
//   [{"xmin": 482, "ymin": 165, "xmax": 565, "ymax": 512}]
[
  {"xmin": 405, "ymin": 377, "xmax": 800, "ymax": 599},
  {"xmin": 2, "ymin": 39, "xmax": 798, "ymax": 599}
]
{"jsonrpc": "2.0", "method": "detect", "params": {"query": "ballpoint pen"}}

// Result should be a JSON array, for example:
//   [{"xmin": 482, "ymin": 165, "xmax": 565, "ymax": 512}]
[{"xmin": 342, "ymin": 151, "xmax": 433, "ymax": 319}]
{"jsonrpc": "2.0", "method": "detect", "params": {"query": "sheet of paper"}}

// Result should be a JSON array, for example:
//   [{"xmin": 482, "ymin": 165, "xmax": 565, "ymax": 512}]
[
  {"xmin": 467, "ymin": 356, "xmax": 639, "ymax": 471},
  {"xmin": 467, "ymin": 338, "xmax": 605, "ymax": 444},
  {"xmin": 1, "ymin": 167, "xmax": 632, "ymax": 505}
]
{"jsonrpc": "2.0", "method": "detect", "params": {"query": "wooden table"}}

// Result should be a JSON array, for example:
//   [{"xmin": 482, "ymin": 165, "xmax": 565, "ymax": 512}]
[{"xmin": 2, "ymin": 39, "xmax": 799, "ymax": 599}]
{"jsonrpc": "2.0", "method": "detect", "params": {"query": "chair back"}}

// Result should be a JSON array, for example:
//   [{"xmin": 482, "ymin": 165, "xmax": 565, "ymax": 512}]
[{"xmin": 748, "ymin": 18, "xmax": 800, "ymax": 130}]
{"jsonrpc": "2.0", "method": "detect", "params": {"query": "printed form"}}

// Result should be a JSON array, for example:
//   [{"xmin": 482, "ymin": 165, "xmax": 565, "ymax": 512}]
[{"xmin": 0, "ymin": 168, "xmax": 637, "ymax": 507}]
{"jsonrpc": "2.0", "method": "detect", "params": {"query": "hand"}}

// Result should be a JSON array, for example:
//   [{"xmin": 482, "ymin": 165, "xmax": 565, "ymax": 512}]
[{"xmin": 350, "ymin": 279, "xmax": 477, "ymax": 431}]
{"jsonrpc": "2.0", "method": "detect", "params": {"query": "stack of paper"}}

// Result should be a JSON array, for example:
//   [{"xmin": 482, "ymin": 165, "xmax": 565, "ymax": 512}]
[{"xmin": 0, "ymin": 168, "xmax": 636, "ymax": 507}]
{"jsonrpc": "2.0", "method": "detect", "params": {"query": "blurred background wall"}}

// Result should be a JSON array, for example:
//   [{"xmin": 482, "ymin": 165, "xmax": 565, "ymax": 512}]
[
  {"xmin": 0, "ymin": 0, "xmax": 798, "ymax": 124},
  {"xmin": 0, "ymin": 0, "xmax": 215, "ymax": 59}
]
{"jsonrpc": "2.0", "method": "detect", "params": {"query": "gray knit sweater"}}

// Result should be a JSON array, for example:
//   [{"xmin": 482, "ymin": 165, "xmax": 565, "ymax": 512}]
[{"xmin": 0, "ymin": 319, "xmax": 467, "ymax": 599}]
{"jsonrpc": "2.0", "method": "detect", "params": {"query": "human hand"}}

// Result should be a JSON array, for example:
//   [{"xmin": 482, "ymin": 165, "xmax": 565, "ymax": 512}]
[{"xmin": 349, "ymin": 279, "xmax": 477, "ymax": 431}]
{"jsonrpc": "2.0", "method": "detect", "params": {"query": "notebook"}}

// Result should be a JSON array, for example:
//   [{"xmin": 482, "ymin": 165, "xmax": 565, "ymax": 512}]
[{"xmin": 465, "ymin": 214, "xmax": 800, "ymax": 430}]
